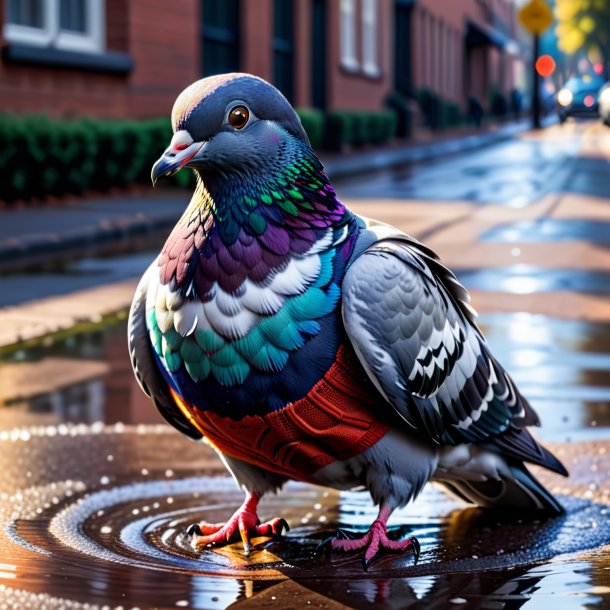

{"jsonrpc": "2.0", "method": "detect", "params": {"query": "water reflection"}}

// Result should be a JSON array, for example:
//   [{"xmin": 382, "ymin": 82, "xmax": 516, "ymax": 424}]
[
  {"xmin": 0, "ymin": 320, "xmax": 166, "ymax": 430},
  {"xmin": 0, "ymin": 315, "xmax": 609, "ymax": 608},
  {"xmin": 455, "ymin": 266, "xmax": 610, "ymax": 297},
  {"xmin": 335, "ymin": 134, "xmax": 583, "ymax": 206},
  {"xmin": 482, "ymin": 219, "xmax": 610, "ymax": 248},
  {"xmin": 3, "ymin": 312, "xmax": 609, "ymax": 441},
  {"xmin": 477, "ymin": 313, "xmax": 610, "ymax": 440}
]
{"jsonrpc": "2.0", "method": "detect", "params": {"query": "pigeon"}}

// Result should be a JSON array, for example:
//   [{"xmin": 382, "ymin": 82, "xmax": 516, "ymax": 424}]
[{"xmin": 129, "ymin": 73, "xmax": 568, "ymax": 569}]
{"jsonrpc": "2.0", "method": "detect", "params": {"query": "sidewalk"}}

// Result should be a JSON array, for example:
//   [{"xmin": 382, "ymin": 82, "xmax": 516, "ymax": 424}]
[{"xmin": 0, "ymin": 118, "xmax": 541, "ymax": 274}]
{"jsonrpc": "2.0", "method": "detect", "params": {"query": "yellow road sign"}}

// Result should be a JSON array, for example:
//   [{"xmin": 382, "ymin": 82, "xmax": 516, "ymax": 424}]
[{"xmin": 518, "ymin": 0, "xmax": 553, "ymax": 35}]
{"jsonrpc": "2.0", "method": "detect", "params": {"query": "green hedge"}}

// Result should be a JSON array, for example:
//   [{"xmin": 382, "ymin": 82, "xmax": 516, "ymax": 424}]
[
  {"xmin": 323, "ymin": 110, "xmax": 397, "ymax": 151},
  {"xmin": 0, "ymin": 107, "xmax": 397, "ymax": 203},
  {"xmin": 417, "ymin": 89, "xmax": 463, "ymax": 130},
  {"xmin": 296, "ymin": 107, "xmax": 324, "ymax": 150},
  {"xmin": 386, "ymin": 91, "xmax": 413, "ymax": 138},
  {"xmin": 490, "ymin": 89, "xmax": 509, "ymax": 117},
  {"xmin": 0, "ymin": 114, "xmax": 194, "ymax": 203}
]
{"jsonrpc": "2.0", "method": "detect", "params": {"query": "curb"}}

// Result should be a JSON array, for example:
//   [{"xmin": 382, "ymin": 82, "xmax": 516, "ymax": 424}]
[
  {"xmin": 0, "ymin": 213, "xmax": 177, "ymax": 274},
  {"xmin": 322, "ymin": 119, "xmax": 533, "ymax": 180}
]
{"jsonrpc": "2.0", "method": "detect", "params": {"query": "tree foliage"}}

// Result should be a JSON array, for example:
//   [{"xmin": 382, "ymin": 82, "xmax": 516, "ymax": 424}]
[{"xmin": 555, "ymin": 0, "xmax": 610, "ymax": 59}]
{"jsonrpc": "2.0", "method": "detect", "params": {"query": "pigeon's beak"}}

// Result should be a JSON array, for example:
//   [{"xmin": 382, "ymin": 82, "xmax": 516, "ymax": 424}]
[{"xmin": 151, "ymin": 131, "xmax": 206, "ymax": 186}]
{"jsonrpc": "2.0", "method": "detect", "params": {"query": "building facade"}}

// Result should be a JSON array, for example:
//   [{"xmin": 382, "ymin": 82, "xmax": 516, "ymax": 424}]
[
  {"xmin": 406, "ymin": 0, "xmax": 524, "ymax": 109},
  {"xmin": 0, "ymin": 0, "xmax": 524, "ymax": 122}
]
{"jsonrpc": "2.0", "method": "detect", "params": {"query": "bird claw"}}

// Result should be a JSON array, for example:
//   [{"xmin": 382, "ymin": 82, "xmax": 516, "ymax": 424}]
[
  {"xmin": 313, "ymin": 528, "xmax": 356, "ymax": 557},
  {"xmin": 186, "ymin": 523, "xmax": 203, "ymax": 537},
  {"xmin": 359, "ymin": 533, "xmax": 419, "ymax": 572},
  {"xmin": 186, "ymin": 515, "xmax": 290, "ymax": 552},
  {"xmin": 274, "ymin": 518, "xmax": 291, "ymax": 537},
  {"xmin": 315, "ymin": 519, "xmax": 420, "ymax": 571},
  {"xmin": 336, "ymin": 528, "xmax": 355, "ymax": 540},
  {"xmin": 411, "ymin": 537, "xmax": 421, "ymax": 565},
  {"xmin": 313, "ymin": 535, "xmax": 335, "ymax": 558}
]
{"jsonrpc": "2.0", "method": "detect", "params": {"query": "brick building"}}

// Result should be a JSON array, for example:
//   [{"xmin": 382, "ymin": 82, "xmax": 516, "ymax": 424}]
[
  {"xmin": 0, "ymin": 0, "xmax": 524, "ymax": 122},
  {"xmin": 403, "ymin": 0, "xmax": 524, "ymax": 109}
]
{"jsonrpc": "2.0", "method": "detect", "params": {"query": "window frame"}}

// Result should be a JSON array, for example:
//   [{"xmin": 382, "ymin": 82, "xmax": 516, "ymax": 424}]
[
  {"xmin": 361, "ymin": 0, "xmax": 379, "ymax": 77},
  {"xmin": 3, "ymin": 0, "xmax": 105, "ymax": 54},
  {"xmin": 340, "ymin": 0, "xmax": 359, "ymax": 72}
]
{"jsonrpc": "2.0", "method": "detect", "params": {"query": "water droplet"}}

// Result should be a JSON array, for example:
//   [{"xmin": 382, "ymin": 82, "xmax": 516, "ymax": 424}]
[
  {"xmin": 165, "ymin": 469, "xmax": 174, "ymax": 478},
  {"xmin": 511, "ymin": 247, "xmax": 521, "ymax": 257},
  {"xmin": 141, "ymin": 469, "xmax": 149, "ymax": 476},
  {"xmin": 107, "ymin": 454, "xmax": 114, "ymax": 462},
  {"xmin": 100, "ymin": 526, "xmax": 112, "ymax": 534},
  {"xmin": 100, "ymin": 476, "xmax": 110, "ymax": 485}
]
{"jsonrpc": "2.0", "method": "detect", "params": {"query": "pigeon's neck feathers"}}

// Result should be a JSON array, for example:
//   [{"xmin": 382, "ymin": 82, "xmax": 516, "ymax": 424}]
[{"xmin": 157, "ymin": 144, "xmax": 351, "ymax": 296}]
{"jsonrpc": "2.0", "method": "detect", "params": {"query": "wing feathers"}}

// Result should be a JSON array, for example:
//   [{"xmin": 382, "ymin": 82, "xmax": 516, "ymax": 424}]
[{"xmin": 343, "ymin": 226, "xmax": 565, "ymax": 477}]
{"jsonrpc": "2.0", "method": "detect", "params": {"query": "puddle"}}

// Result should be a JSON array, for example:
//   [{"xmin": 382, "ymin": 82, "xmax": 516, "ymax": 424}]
[
  {"xmin": 456, "ymin": 265, "xmax": 610, "ymax": 297},
  {"xmin": 335, "ymin": 134, "xmax": 583, "ymax": 207},
  {"xmin": 0, "ymin": 314, "xmax": 609, "ymax": 608},
  {"xmin": 482, "ymin": 219, "xmax": 610, "ymax": 248},
  {"xmin": 0, "ymin": 249, "xmax": 157, "ymax": 308}
]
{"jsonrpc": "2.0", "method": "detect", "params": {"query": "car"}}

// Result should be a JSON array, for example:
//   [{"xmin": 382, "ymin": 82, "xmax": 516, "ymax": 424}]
[
  {"xmin": 556, "ymin": 75, "xmax": 605, "ymax": 123},
  {"xmin": 599, "ymin": 82, "xmax": 610, "ymax": 126}
]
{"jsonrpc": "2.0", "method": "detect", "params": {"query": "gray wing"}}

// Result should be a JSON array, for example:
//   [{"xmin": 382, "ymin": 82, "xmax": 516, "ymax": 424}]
[
  {"xmin": 342, "ymin": 232, "xmax": 566, "ymax": 474},
  {"xmin": 128, "ymin": 261, "xmax": 203, "ymax": 441}
]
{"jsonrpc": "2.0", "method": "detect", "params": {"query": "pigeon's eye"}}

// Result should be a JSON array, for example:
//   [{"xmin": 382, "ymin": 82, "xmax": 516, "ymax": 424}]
[{"xmin": 228, "ymin": 106, "xmax": 249, "ymax": 130}]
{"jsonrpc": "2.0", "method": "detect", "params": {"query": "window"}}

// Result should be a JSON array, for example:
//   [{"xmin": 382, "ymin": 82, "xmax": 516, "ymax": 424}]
[
  {"xmin": 4, "ymin": 0, "xmax": 104, "ymax": 53},
  {"xmin": 202, "ymin": 0, "xmax": 240, "ymax": 76},
  {"xmin": 361, "ymin": 0, "xmax": 378, "ymax": 76},
  {"xmin": 273, "ymin": 0, "xmax": 294, "ymax": 102},
  {"xmin": 340, "ymin": 0, "xmax": 358, "ymax": 71},
  {"xmin": 341, "ymin": 0, "xmax": 380, "ymax": 77}
]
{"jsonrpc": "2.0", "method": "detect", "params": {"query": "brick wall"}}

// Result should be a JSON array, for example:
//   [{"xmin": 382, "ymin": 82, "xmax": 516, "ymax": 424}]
[
  {"xmin": 411, "ymin": 0, "xmax": 523, "ymax": 109},
  {"xmin": 0, "ymin": 0, "xmax": 199, "ymax": 119},
  {"xmin": 325, "ymin": 0, "xmax": 393, "ymax": 111},
  {"xmin": 126, "ymin": 0, "xmax": 200, "ymax": 118}
]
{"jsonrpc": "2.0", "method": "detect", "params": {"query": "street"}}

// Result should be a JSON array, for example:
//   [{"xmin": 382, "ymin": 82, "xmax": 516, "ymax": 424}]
[{"xmin": 1, "ymin": 120, "xmax": 610, "ymax": 609}]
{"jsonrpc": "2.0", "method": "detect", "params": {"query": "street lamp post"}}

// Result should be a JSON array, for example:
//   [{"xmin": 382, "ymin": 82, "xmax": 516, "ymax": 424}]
[
  {"xmin": 518, "ymin": 0, "xmax": 553, "ymax": 131},
  {"xmin": 532, "ymin": 33, "xmax": 541, "ymax": 130}
]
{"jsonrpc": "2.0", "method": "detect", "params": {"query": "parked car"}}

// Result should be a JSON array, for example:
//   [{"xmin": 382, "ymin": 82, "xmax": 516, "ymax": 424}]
[
  {"xmin": 556, "ymin": 75, "xmax": 605, "ymax": 123},
  {"xmin": 599, "ymin": 82, "xmax": 610, "ymax": 126}
]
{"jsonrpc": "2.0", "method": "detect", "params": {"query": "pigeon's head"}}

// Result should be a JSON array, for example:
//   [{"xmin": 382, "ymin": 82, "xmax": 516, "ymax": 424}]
[{"xmin": 151, "ymin": 73, "xmax": 310, "ymax": 185}]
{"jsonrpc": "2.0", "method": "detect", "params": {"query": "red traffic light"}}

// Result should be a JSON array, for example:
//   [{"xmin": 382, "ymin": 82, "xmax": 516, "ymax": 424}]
[{"xmin": 535, "ymin": 54, "xmax": 556, "ymax": 77}]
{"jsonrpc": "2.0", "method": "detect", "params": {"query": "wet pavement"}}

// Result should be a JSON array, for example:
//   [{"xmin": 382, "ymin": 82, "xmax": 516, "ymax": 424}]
[
  {"xmin": 1, "ymin": 120, "xmax": 610, "ymax": 608},
  {"xmin": 0, "ymin": 315, "xmax": 609, "ymax": 609},
  {"xmin": 335, "ymin": 121, "xmax": 586, "ymax": 206}
]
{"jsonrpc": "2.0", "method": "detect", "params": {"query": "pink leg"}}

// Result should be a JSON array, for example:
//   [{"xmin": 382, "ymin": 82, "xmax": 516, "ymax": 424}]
[
  {"xmin": 187, "ymin": 492, "xmax": 289, "ymax": 555},
  {"xmin": 318, "ymin": 504, "xmax": 420, "ymax": 571}
]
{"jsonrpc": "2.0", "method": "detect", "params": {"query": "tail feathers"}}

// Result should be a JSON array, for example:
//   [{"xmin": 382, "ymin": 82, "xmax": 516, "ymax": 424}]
[
  {"xmin": 485, "ymin": 427, "xmax": 569, "ymax": 477},
  {"xmin": 440, "ymin": 463, "xmax": 565, "ymax": 516}
]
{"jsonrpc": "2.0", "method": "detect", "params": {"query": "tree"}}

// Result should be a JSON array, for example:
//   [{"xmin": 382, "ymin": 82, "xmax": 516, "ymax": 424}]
[{"xmin": 555, "ymin": 0, "xmax": 610, "ymax": 67}]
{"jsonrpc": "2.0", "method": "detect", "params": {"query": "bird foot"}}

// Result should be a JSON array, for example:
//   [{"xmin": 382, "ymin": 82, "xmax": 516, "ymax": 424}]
[
  {"xmin": 316, "ymin": 518, "xmax": 420, "ymax": 571},
  {"xmin": 186, "ymin": 499, "xmax": 289, "ymax": 555}
]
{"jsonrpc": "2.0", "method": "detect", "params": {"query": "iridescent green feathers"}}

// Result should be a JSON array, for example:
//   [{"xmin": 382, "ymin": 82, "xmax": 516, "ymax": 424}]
[{"xmin": 148, "ymin": 146, "xmax": 351, "ymax": 390}]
